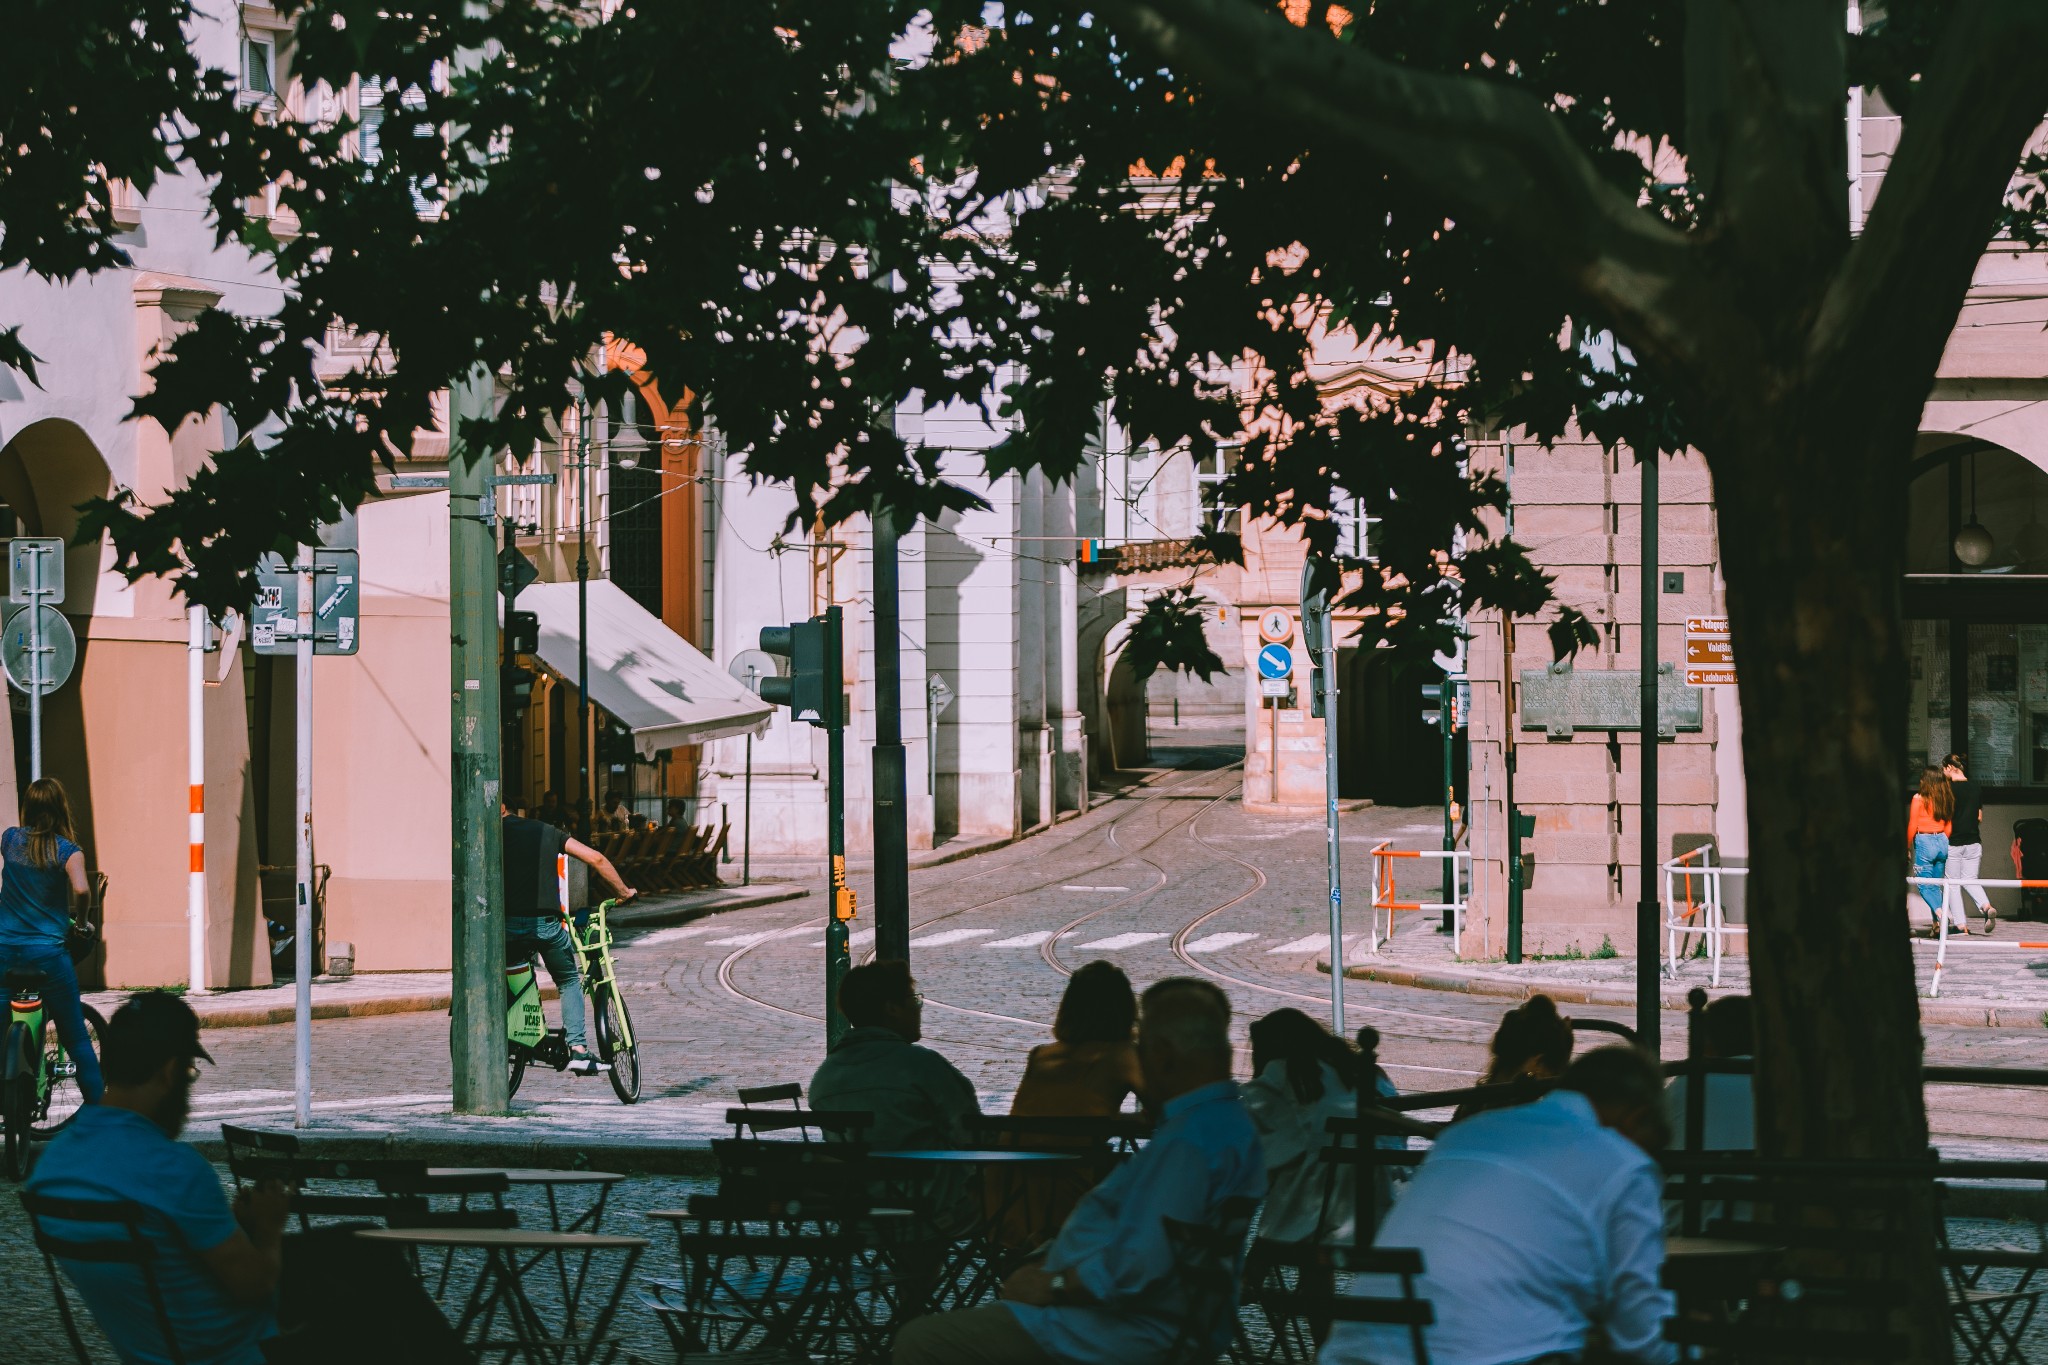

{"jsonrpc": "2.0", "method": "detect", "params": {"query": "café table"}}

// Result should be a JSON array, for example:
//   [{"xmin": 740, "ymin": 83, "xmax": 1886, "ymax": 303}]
[
  {"xmin": 359, "ymin": 1226, "xmax": 647, "ymax": 1365},
  {"xmin": 426, "ymin": 1167, "xmax": 626, "ymax": 1234},
  {"xmin": 869, "ymin": 1149, "xmax": 1083, "ymax": 1310}
]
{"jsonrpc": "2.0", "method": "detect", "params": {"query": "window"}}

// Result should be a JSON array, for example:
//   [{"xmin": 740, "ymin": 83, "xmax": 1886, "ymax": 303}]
[
  {"xmin": 1332, "ymin": 495, "xmax": 1377, "ymax": 560},
  {"xmin": 1908, "ymin": 619, "xmax": 2048, "ymax": 788},
  {"xmin": 240, "ymin": 34, "xmax": 277, "ymax": 105},
  {"xmin": 358, "ymin": 79, "xmax": 384, "ymax": 165},
  {"xmin": 1907, "ymin": 619, "xmax": 1951, "ymax": 771},
  {"xmin": 1194, "ymin": 447, "xmax": 1240, "ymax": 537}
]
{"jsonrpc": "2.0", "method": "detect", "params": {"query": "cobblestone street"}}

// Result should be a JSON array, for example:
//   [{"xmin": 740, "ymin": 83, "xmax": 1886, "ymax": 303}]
[{"xmin": 86, "ymin": 718, "xmax": 2048, "ymax": 1159}]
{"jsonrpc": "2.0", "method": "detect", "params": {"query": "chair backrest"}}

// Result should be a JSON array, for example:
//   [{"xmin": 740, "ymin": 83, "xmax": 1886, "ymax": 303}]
[
  {"xmin": 20, "ymin": 1191, "xmax": 188, "ymax": 1365},
  {"xmin": 726, "ymin": 1107, "xmax": 873, "ymax": 1142},
  {"xmin": 1161, "ymin": 1195, "xmax": 1260, "ymax": 1364},
  {"xmin": 736, "ymin": 1082, "xmax": 805, "ymax": 1107}
]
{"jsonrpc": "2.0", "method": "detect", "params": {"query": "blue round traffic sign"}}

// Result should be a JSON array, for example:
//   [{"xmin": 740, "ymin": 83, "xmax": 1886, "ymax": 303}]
[{"xmin": 1257, "ymin": 643, "xmax": 1293, "ymax": 680}]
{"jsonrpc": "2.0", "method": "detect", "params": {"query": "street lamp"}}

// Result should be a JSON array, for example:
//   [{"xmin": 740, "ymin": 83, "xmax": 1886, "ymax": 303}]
[{"xmin": 611, "ymin": 390, "xmax": 648, "ymax": 471}]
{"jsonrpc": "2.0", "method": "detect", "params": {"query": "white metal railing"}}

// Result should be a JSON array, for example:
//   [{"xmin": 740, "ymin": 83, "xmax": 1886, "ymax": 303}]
[
  {"xmin": 1663, "ymin": 851, "xmax": 2048, "ymax": 998},
  {"xmin": 1367, "ymin": 842, "xmax": 1473, "ymax": 952}
]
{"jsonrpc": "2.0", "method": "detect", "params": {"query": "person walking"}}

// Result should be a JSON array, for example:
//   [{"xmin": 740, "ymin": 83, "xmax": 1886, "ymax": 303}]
[
  {"xmin": 1908, "ymin": 765, "xmax": 1954, "ymax": 931},
  {"xmin": 1943, "ymin": 754, "xmax": 1993, "ymax": 933},
  {"xmin": 0, "ymin": 777, "xmax": 102, "ymax": 1105}
]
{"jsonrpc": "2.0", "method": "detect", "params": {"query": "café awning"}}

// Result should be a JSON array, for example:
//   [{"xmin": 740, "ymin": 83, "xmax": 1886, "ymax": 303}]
[{"xmin": 519, "ymin": 579, "xmax": 773, "ymax": 754}]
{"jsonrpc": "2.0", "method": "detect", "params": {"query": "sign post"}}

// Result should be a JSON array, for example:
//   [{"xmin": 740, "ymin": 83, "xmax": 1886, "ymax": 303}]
[
  {"xmin": 1257, "ymin": 642, "xmax": 1293, "ymax": 806},
  {"xmin": 8, "ymin": 538, "xmax": 66, "ymax": 780},
  {"xmin": 1301, "ymin": 562, "xmax": 1345, "ymax": 1033}
]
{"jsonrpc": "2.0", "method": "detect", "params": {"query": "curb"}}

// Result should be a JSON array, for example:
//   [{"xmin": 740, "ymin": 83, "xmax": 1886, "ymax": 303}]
[
  {"xmin": 1323, "ymin": 960, "xmax": 2046, "ymax": 1030},
  {"xmin": 188, "ymin": 1131, "xmax": 720, "ymax": 1176},
  {"xmin": 180, "ymin": 887, "xmax": 806, "ymax": 1032}
]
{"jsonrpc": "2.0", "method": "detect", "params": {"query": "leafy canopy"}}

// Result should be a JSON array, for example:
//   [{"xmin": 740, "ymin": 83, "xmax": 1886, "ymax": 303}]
[{"xmin": 43, "ymin": 0, "xmax": 2038, "ymax": 659}]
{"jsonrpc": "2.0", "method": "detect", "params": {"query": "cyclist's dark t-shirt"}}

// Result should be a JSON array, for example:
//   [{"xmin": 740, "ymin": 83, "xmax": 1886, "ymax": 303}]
[
  {"xmin": 502, "ymin": 815, "xmax": 569, "ymax": 914},
  {"xmin": 1951, "ymin": 780, "xmax": 1983, "ymax": 846}
]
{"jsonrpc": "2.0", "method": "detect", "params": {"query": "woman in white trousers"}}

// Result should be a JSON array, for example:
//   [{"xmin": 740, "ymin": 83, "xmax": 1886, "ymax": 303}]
[{"xmin": 1944, "ymin": 754, "xmax": 1993, "ymax": 933}]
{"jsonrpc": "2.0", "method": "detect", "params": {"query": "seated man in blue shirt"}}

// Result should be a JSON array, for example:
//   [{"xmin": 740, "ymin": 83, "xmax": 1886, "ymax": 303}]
[
  {"xmin": 892, "ymin": 977, "xmax": 1266, "ymax": 1365},
  {"xmin": 27, "ymin": 991, "xmax": 290, "ymax": 1365},
  {"xmin": 1322, "ymin": 1045, "xmax": 1677, "ymax": 1365}
]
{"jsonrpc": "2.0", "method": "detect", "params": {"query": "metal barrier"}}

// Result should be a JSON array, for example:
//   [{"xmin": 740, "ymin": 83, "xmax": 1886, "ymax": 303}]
[
  {"xmin": 1662, "ymin": 848, "xmax": 1749, "ymax": 987},
  {"xmin": 1661, "ymin": 855, "xmax": 2048, "ymax": 997},
  {"xmin": 1366, "ymin": 842, "xmax": 1472, "ymax": 953}
]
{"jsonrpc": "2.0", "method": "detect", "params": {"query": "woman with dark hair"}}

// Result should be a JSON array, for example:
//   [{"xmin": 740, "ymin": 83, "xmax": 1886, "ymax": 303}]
[
  {"xmin": 0, "ymin": 778, "xmax": 101, "ymax": 1103},
  {"xmin": 1909, "ymin": 764, "xmax": 1954, "ymax": 926},
  {"xmin": 1242, "ymin": 1008, "xmax": 1360, "ymax": 1246},
  {"xmin": 1010, "ymin": 960, "xmax": 1143, "ymax": 1119},
  {"xmin": 1453, "ymin": 994, "xmax": 1575, "ymax": 1122}
]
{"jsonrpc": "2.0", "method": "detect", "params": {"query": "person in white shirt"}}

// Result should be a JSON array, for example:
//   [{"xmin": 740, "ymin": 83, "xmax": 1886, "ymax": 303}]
[
  {"xmin": 1242, "ymin": 1008, "xmax": 1359, "ymax": 1247},
  {"xmin": 1321, "ymin": 1046, "xmax": 1675, "ymax": 1365},
  {"xmin": 1665, "ymin": 995, "xmax": 1755, "ymax": 1152}
]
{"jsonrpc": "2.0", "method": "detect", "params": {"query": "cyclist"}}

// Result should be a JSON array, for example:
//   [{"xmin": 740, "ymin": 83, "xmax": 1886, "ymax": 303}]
[
  {"xmin": 0, "ymin": 778, "xmax": 101, "ymax": 1104},
  {"xmin": 500, "ymin": 803, "xmax": 635, "ymax": 1073}
]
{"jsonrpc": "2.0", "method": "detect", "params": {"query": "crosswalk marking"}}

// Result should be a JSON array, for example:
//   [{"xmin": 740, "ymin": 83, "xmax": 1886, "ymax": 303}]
[
  {"xmin": 986, "ymin": 930, "xmax": 1053, "ymax": 947},
  {"xmin": 1076, "ymin": 931, "xmax": 1167, "ymax": 950},
  {"xmin": 709, "ymin": 926, "xmax": 813, "ymax": 946},
  {"xmin": 809, "ymin": 928, "xmax": 877, "ymax": 948},
  {"xmin": 1184, "ymin": 932, "xmax": 1258, "ymax": 953},
  {"xmin": 910, "ymin": 928, "xmax": 997, "ymax": 947},
  {"xmin": 1061, "ymin": 885, "xmax": 1129, "ymax": 892},
  {"xmin": 1269, "ymin": 934, "xmax": 1354, "ymax": 953}
]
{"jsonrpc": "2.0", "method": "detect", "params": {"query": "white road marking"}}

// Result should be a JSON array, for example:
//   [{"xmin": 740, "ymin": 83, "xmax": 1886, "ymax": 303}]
[
  {"xmin": 631, "ymin": 924, "xmax": 724, "ymax": 946},
  {"xmin": 810, "ymin": 928, "xmax": 877, "ymax": 948},
  {"xmin": 1270, "ymin": 934, "xmax": 1341, "ymax": 953},
  {"xmin": 1061, "ymin": 885, "xmax": 1130, "ymax": 892},
  {"xmin": 910, "ymin": 928, "xmax": 998, "ymax": 947},
  {"xmin": 191, "ymin": 1092, "xmax": 450, "ymax": 1122},
  {"xmin": 1076, "ymin": 932, "xmax": 1167, "ymax": 950},
  {"xmin": 709, "ymin": 926, "xmax": 813, "ymax": 946},
  {"xmin": 1184, "ymin": 932, "xmax": 1258, "ymax": 953},
  {"xmin": 987, "ymin": 930, "xmax": 1054, "ymax": 947}
]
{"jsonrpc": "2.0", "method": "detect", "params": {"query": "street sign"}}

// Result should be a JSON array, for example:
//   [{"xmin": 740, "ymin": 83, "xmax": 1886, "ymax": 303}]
[
  {"xmin": 1684, "ymin": 615, "xmax": 1735, "ymax": 687},
  {"xmin": 8, "ymin": 538, "xmax": 64, "ymax": 606},
  {"xmin": 498, "ymin": 545, "xmax": 540, "ymax": 598},
  {"xmin": 1257, "ymin": 642, "xmax": 1294, "ymax": 680},
  {"xmin": 728, "ymin": 648, "xmax": 784, "ymax": 694},
  {"xmin": 251, "ymin": 550, "xmax": 360, "ymax": 656},
  {"xmin": 1259, "ymin": 676, "xmax": 1290, "ymax": 699},
  {"xmin": 927, "ymin": 672, "xmax": 956, "ymax": 715},
  {"xmin": 1258, "ymin": 608, "xmax": 1293, "ymax": 644},
  {"xmin": 2, "ymin": 605, "xmax": 76, "ymax": 695}
]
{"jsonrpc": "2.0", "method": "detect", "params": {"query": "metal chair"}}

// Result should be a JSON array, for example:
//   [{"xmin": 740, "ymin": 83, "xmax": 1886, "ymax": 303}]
[
  {"xmin": 21, "ymin": 1190, "xmax": 189, "ymax": 1365},
  {"xmin": 1234, "ymin": 1243, "xmax": 1434, "ymax": 1365},
  {"xmin": 1162, "ymin": 1195, "xmax": 1261, "ymax": 1365}
]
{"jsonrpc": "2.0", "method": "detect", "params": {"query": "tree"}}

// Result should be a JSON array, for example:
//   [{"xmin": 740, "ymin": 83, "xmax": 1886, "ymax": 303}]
[{"xmin": 47, "ymin": 3, "xmax": 2048, "ymax": 1354}]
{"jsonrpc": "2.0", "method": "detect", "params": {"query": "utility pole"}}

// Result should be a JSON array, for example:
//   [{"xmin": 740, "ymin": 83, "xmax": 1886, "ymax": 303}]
[
  {"xmin": 449, "ymin": 368, "xmax": 508, "ymax": 1114},
  {"xmin": 824, "ymin": 604, "xmax": 851, "ymax": 1047},
  {"xmin": 1638, "ymin": 450, "xmax": 1661, "ymax": 1053},
  {"xmin": 871, "ymin": 504, "xmax": 910, "ymax": 963},
  {"xmin": 187, "ymin": 605, "xmax": 208, "ymax": 993},
  {"xmin": 292, "ymin": 546, "xmax": 313, "ymax": 1128},
  {"xmin": 1302, "ymin": 560, "xmax": 1343, "ymax": 1033}
]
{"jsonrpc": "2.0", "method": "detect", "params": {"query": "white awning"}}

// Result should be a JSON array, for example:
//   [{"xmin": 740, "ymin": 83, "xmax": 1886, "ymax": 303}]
[{"xmin": 518, "ymin": 579, "xmax": 773, "ymax": 755}]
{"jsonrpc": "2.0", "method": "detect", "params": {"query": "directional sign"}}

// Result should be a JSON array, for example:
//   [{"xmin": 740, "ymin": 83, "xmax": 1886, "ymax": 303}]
[
  {"xmin": 2, "ymin": 605, "xmax": 76, "ymax": 695},
  {"xmin": 1257, "ymin": 642, "xmax": 1294, "ymax": 680},
  {"xmin": 1258, "ymin": 608, "xmax": 1294, "ymax": 644},
  {"xmin": 1684, "ymin": 615, "xmax": 1735, "ymax": 687},
  {"xmin": 8, "ymin": 538, "xmax": 64, "ymax": 606}
]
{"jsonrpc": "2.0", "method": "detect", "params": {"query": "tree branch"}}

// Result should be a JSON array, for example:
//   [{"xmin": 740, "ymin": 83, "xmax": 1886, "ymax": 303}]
[
  {"xmin": 1086, "ymin": 0, "xmax": 1753, "ymax": 385},
  {"xmin": 1813, "ymin": 0, "xmax": 2048, "ymax": 416}
]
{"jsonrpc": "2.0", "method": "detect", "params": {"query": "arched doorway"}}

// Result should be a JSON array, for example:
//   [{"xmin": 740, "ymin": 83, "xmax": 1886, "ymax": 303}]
[{"xmin": 1903, "ymin": 436, "xmax": 2048, "ymax": 919}]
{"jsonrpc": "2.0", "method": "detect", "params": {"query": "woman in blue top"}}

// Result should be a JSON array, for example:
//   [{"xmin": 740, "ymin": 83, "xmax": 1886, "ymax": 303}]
[{"xmin": 0, "ymin": 778, "xmax": 102, "ymax": 1103}]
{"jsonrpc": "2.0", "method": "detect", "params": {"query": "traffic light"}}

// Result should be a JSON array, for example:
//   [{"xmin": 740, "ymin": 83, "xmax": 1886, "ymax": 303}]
[
  {"xmin": 1308, "ymin": 661, "xmax": 1326, "ymax": 719},
  {"xmin": 506, "ymin": 610, "xmax": 539, "ymax": 657},
  {"xmin": 1420, "ymin": 680, "xmax": 1444, "ymax": 729},
  {"xmin": 759, "ymin": 619, "xmax": 834, "ymax": 727}
]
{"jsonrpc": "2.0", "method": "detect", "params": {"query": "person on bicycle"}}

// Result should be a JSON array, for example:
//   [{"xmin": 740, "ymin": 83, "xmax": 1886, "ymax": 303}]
[
  {"xmin": 0, "ymin": 777, "xmax": 102, "ymax": 1104},
  {"xmin": 501, "ymin": 803, "xmax": 635, "ymax": 1073}
]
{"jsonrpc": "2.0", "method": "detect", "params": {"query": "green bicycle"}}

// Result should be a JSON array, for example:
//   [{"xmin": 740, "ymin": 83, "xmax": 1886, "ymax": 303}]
[
  {"xmin": 3, "ymin": 968, "xmax": 106, "ymax": 1179},
  {"xmin": 505, "ymin": 897, "xmax": 640, "ymax": 1104}
]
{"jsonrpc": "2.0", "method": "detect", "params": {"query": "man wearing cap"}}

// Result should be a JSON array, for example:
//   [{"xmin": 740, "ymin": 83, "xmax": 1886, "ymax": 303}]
[{"xmin": 27, "ymin": 991, "xmax": 288, "ymax": 1364}]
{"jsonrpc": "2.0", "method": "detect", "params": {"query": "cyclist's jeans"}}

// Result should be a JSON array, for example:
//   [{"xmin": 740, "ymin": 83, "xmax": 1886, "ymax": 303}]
[
  {"xmin": 506, "ymin": 917, "xmax": 586, "ymax": 1050},
  {"xmin": 0, "ymin": 940, "xmax": 103, "ymax": 1103}
]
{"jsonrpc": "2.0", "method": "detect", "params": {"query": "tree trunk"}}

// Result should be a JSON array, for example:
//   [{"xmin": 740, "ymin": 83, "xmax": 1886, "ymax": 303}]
[{"xmin": 1713, "ymin": 406, "xmax": 1949, "ymax": 1363}]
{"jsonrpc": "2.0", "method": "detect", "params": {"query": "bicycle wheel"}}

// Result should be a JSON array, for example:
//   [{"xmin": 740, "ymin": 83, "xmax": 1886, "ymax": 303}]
[
  {"xmin": 2, "ymin": 1072, "xmax": 30, "ymax": 1180},
  {"xmin": 30, "ymin": 1003, "xmax": 104, "ymax": 1138},
  {"xmin": 595, "ymin": 987, "xmax": 640, "ymax": 1104},
  {"xmin": 508, "ymin": 1049, "xmax": 527, "ymax": 1100}
]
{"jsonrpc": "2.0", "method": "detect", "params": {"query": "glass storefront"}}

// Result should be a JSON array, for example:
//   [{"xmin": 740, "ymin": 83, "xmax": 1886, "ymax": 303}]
[{"xmin": 1908, "ymin": 619, "xmax": 2048, "ymax": 788}]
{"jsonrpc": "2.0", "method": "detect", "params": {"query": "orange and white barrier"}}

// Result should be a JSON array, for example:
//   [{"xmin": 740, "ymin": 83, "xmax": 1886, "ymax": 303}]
[
  {"xmin": 1906, "ymin": 873, "xmax": 2048, "ymax": 997},
  {"xmin": 1366, "ymin": 842, "xmax": 1472, "ymax": 953}
]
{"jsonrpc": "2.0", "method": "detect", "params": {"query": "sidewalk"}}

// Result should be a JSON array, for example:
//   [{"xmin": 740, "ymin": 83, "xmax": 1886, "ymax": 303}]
[
  {"xmin": 1326, "ymin": 913, "xmax": 2048, "ymax": 1029},
  {"xmin": 87, "ymin": 882, "xmax": 807, "ymax": 1029}
]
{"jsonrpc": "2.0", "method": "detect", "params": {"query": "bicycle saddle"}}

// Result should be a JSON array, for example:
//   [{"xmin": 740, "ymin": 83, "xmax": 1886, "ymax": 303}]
[{"xmin": 5, "ymin": 967, "xmax": 49, "ymax": 993}]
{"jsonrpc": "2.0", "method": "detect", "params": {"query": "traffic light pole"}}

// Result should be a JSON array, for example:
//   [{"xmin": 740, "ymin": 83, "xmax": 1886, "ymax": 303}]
[
  {"xmin": 870, "ymin": 506, "xmax": 910, "ymax": 963},
  {"xmin": 824, "ymin": 605, "xmax": 851, "ymax": 1051},
  {"xmin": 449, "ymin": 368, "xmax": 508, "ymax": 1115},
  {"xmin": 1440, "ymin": 698, "xmax": 1455, "ymax": 929},
  {"xmin": 1638, "ymin": 451, "xmax": 1661, "ymax": 1052}
]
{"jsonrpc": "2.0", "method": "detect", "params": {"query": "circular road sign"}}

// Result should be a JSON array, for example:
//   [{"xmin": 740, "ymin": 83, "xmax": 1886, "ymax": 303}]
[
  {"xmin": 1257, "ymin": 608, "xmax": 1293, "ymax": 644},
  {"xmin": 728, "ymin": 647, "xmax": 785, "ymax": 694},
  {"xmin": 1256, "ymin": 642, "xmax": 1294, "ymax": 681},
  {"xmin": 2, "ymin": 604, "xmax": 77, "ymax": 696}
]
